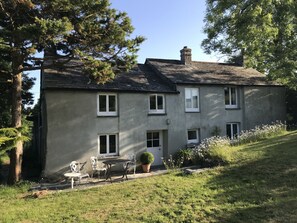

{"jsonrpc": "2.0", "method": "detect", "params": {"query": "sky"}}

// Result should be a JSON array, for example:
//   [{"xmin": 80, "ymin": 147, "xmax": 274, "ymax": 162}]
[
  {"xmin": 29, "ymin": 0, "xmax": 220, "ymax": 105},
  {"xmin": 110, "ymin": 0, "xmax": 218, "ymax": 63}
]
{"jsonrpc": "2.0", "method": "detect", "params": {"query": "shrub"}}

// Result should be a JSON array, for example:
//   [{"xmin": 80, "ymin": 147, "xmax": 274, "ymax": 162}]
[
  {"xmin": 140, "ymin": 152, "xmax": 154, "ymax": 165},
  {"xmin": 235, "ymin": 121, "xmax": 286, "ymax": 145},
  {"xmin": 161, "ymin": 154, "xmax": 184, "ymax": 171},
  {"xmin": 191, "ymin": 122, "xmax": 286, "ymax": 167},
  {"xmin": 191, "ymin": 136, "xmax": 231, "ymax": 167},
  {"xmin": 173, "ymin": 148, "xmax": 194, "ymax": 167}
]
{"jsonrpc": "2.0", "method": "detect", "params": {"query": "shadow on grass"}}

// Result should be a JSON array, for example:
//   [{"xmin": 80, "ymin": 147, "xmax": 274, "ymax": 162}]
[{"xmin": 206, "ymin": 133, "xmax": 297, "ymax": 222}]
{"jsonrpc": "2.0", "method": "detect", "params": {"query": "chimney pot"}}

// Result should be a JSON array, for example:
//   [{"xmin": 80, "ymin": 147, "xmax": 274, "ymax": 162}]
[{"xmin": 180, "ymin": 46, "xmax": 192, "ymax": 64}]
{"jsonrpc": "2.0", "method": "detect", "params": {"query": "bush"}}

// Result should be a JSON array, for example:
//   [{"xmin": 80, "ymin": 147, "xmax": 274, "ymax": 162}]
[
  {"xmin": 191, "ymin": 136, "xmax": 231, "ymax": 167},
  {"xmin": 140, "ymin": 152, "xmax": 154, "ymax": 165},
  {"xmin": 191, "ymin": 122, "xmax": 286, "ymax": 168},
  {"xmin": 161, "ymin": 154, "xmax": 184, "ymax": 171},
  {"xmin": 173, "ymin": 148, "xmax": 194, "ymax": 167},
  {"xmin": 234, "ymin": 121, "xmax": 286, "ymax": 145}
]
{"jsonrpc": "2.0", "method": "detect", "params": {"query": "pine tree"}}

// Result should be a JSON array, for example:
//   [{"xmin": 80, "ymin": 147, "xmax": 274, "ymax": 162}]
[{"xmin": 0, "ymin": 0, "xmax": 144, "ymax": 184}]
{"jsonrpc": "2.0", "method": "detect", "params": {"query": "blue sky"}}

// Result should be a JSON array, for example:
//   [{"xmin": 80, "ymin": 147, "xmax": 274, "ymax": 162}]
[
  {"xmin": 110, "ymin": 0, "xmax": 218, "ymax": 63},
  {"xmin": 29, "ymin": 0, "xmax": 219, "ymax": 105}
]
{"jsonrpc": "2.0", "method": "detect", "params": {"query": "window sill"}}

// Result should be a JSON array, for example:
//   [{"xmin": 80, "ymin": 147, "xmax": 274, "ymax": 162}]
[
  {"xmin": 185, "ymin": 111, "xmax": 200, "ymax": 113},
  {"xmin": 97, "ymin": 115, "xmax": 119, "ymax": 118},
  {"xmin": 225, "ymin": 108, "xmax": 240, "ymax": 110},
  {"xmin": 98, "ymin": 155, "xmax": 119, "ymax": 159},
  {"xmin": 148, "ymin": 113, "xmax": 167, "ymax": 116}
]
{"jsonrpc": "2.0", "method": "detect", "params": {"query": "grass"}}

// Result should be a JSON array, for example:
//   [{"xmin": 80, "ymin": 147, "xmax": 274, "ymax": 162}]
[{"xmin": 0, "ymin": 131, "xmax": 296, "ymax": 222}]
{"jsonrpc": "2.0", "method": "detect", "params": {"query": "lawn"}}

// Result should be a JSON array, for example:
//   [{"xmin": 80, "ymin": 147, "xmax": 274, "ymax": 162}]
[{"xmin": 0, "ymin": 131, "xmax": 296, "ymax": 222}]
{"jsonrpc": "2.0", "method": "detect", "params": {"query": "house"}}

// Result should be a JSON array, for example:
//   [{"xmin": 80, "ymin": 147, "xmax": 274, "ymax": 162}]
[{"xmin": 40, "ymin": 47, "xmax": 286, "ymax": 177}]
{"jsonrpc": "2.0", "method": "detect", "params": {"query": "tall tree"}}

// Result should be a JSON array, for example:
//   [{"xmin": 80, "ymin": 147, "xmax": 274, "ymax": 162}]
[
  {"xmin": 0, "ymin": 0, "xmax": 144, "ymax": 184},
  {"xmin": 202, "ymin": 0, "xmax": 297, "ymax": 89}
]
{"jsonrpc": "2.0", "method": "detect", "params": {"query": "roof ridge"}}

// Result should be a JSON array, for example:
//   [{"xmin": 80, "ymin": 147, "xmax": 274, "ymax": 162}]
[{"xmin": 146, "ymin": 58, "xmax": 242, "ymax": 67}]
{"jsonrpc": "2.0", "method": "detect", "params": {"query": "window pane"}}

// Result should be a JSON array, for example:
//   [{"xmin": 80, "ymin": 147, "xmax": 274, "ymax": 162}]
[
  {"xmin": 109, "ymin": 95, "xmax": 116, "ymax": 112},
  {"xmin": 157, "ymin": 96, "xmax": 163, "ymax": 110},
  {"xmin": 150, "ymin": 95, "xmax": 156, "ymax": 110},
  {"xmin": 232, "ymin": 124, "xmax": 238, "ymax": 138},
  {"xmin": 100, "ymin": 135, "xmax": 107, "ymax": 154},
  {"xmin": 186, "ymin": 99, "xmax": 192, "ymax": 108},
  {"xmin": 147, "ymin": 132, "xmax": 152, "ymax": 140},
  {"xmin": 185, "ymin": 89, "xmax": 191, "ymax": 108},
  {"xmin": 99, "ymin": 95, "xmax": 107, "ymax": 112},
  {"xmin": 147, "ymin": 140, "xmax": 152, "ymax": 148},
  {"xmin": 152, "ymin": 132, "xmax": 159, "ymax": 140},
  {"xmin": 224, "ymin": 87, "xmax": 230, "ymax": 105},
  {"xmin": 231, "ymin": 88, "xmax": 237, "ymax": 105},
  {"xmin": 192, "ymin": 95, "xmax": 198, "ymax": 108},
  {"xmin": 226, "ymin": 124, "xmax": 232, "ymax": 139},
  {"xmin": 153, "ymin": 139, "xmax": 159, "ymax": 147},
  {"xmin": 109, "ymin": 135, "xmax": 116, "ymax": 153},
  {"xmin": 188, "ymin": 130, "xmax": 197, "ymax": 140},
  {"xmin": 185, "ymin": 89, "xmax": 191, "ymax": 99}
]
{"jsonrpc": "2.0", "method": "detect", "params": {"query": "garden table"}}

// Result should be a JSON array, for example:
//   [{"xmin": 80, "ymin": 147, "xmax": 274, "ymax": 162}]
[
  {"xmin": 64, "ymin": 172, "xmax": 82, "ymax": 189},
  {"xmin": 103, "ymin": 159, "xmax": 132, "ymax": 182}
]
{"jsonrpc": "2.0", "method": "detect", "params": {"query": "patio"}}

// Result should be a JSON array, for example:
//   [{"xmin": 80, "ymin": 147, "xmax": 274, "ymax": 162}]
[{"xmin": 30, "ymin": 166, "xmax": 170, "ymax": 192}]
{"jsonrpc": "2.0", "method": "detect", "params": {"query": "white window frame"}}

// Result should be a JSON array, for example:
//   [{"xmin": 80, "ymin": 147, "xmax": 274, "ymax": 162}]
[
  {"xmin": 224, "ymin": 87, "xmax": 238, "ymax": 109},
  {"xmin": 97, "ymin": 93, "xmax": 117, "ymax": 116},
  {"xmin": 149, "ymin": 94, "xmax": 165, "ymax": 114},
  {"xmin": 98, "ymin": 134, "xmax": 118, "ymax": 156},
  {"xmin": 226, "ymin": 123, "xmax": 239, "ymax": 140},
  {"xmin": 185, "ymin": 88, "xmax": 200, "ymax": 112},
  {"xmin": 187, "ymin": 129, "xmax": 200, "ymax": 144}
]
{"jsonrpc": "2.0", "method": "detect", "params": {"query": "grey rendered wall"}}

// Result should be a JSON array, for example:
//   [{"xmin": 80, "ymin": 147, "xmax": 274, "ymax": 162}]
[
  {"xmin": 44, "ymin": 90, "xmax": 100, "ymax": 176},
  {"xmin": 243, "ymin": 86, "xmax": 286, "ymax": 129},
  {"xmin": 43, "ymin": 85, "xmax": 286, "ymax": 176},
  {"xmin": 44, "ymin": 90, "xmax": 172, "ymax": 176},
  {"xmin": 165, "ymin": 85, "xmax": 244, "ymax": 155}
]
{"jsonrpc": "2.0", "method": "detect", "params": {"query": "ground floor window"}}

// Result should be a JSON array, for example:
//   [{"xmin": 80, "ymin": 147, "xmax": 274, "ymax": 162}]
[
  {"xmin": 98, "ymin": 134, "xmax": 118, "ymax": 156},
  {"xmin": 187, "ymin": 129, "xmax": 200, "ymax": 144},
  {"xmin": 226, "ymin": 123, "xmax": 239, "ymax": 140}
]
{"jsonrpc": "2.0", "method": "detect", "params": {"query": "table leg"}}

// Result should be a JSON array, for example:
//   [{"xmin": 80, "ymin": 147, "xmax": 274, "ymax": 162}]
[
  {"xmin": 71, "ymin": 177, "xmax": 74, "ymax": 189},
  {"xmin": 105, "ymin": 164, "xmax": 112, "ymax": 182}
]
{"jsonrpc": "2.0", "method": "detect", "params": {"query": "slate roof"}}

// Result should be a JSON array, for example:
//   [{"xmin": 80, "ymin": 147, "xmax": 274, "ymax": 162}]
[
  {"xmin": 146, "ymin": 59, "xmax": 279, "ymax": 86},
  {"xmin": 42, "ymin": 56, "xmax": 281, "ymax": 93},
  {"xmin": 42, "ymin": 61, "xmax": 177, "ymax": 93}
]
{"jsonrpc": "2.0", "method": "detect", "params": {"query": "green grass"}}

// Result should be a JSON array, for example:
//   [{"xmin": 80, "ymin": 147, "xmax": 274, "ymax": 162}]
[{"xmin": 0, "ymin": 131, "xmax": 297, "ymax": 222}]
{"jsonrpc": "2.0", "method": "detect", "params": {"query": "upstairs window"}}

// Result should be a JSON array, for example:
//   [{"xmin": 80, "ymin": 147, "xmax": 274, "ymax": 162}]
[
  {"xmin": 97, "ymin": 94, "xmax": 117, "ymax": 116},
  {"xmin": 224, "ymin": 87, "xmax": 238, "ymax": 109},
  {"xmin": 226, "ymin": 123, "xmax": 239, "ymax": 140},
  {"xmin": 187, "ymin": 129, "xmax": 200, "ymax": 144},
  {"xmin": 149, "ymin": 94, "xmax": 165, "ymax": 114},
  {"xmin": 185, "ymin": 88, "xmax": 199, "ymax": 112},
  {"xmin": 98, "ymin": 134, "xmax": 118, "ymax": 156}
]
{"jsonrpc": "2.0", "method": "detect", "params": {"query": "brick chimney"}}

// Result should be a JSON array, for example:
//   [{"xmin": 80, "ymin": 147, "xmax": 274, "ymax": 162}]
[{"xmin": 180, "ymin": 46, "xmax": 192, "ymax": 65}]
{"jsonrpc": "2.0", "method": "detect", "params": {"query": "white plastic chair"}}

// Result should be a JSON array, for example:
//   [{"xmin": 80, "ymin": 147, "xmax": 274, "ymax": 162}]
[{"xmin": 90, "ymin": 156, "xmax": 107, "ymax": 178}]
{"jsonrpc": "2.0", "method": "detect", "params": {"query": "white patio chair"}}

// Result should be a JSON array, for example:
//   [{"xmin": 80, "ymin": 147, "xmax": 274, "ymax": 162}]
[
  {"xmin": 125, "ymin": 153, "xmax": 137, "ymax": 176},
  {"xmin": 90, "ymin": 156, "xmax": 107, "ymax": 178},
  {"xmin": 65, "ymin": 161, "xmax": 89, "ymax": 188}
]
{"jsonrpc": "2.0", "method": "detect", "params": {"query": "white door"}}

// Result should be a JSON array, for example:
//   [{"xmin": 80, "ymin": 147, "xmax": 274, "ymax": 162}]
[{"xmin": 147, "ymin": 131, "xmax": 163, "ymax": 166}]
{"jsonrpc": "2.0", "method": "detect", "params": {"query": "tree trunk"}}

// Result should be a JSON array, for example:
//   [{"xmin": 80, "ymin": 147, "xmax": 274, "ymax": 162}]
[{"xmin": 7, "ymin": 69, "xmax": 23, "ymax": 185}]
